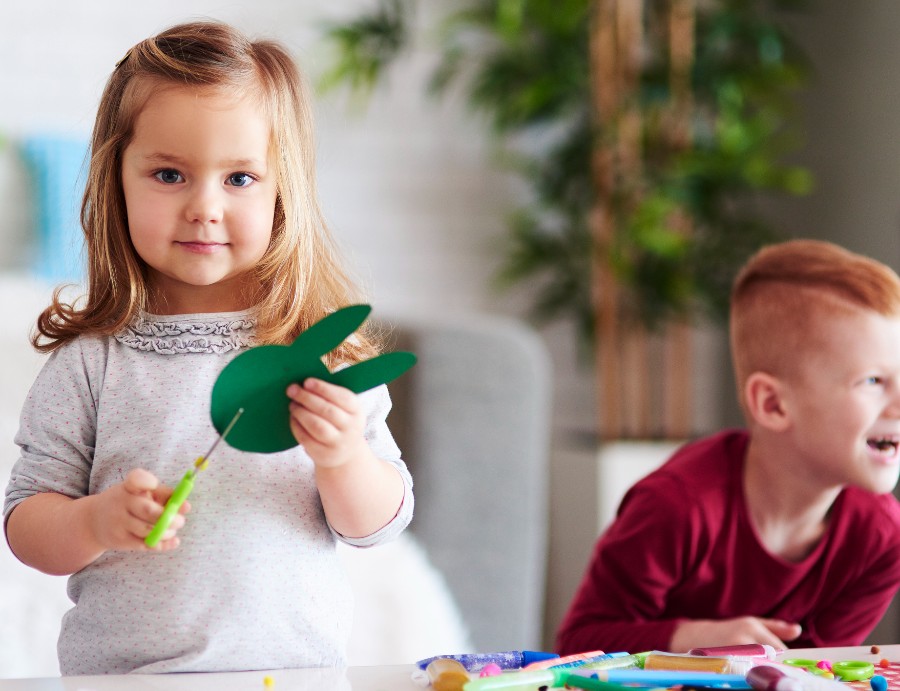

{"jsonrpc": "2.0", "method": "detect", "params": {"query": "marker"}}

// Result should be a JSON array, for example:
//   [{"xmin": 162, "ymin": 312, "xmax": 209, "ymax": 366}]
[
  {"xmin": 747, "ymin": 665, "xmax": 803, "ymax": 691},
  {"xmin": 564, "ymin": 676, "xmax": 668, "ymax": 691},
  {"xmin": 416, "ymin": 651, "xmax": 559, "ymax": 672},
  {"xmin": 754, "ymin": 663, "xmax": 857, "ymax": 691},
  {"xmin": 548, "ymin": 652, "xmax": 632, "ymax": 670},
  {"xmin": 577, "ymin": 668, "xmax": 752, "ymax": 688},
  {"xmin": 581, "ymin": 652, "xmax": 647, "ymax": 671},
  {"xmin": 643, "ymin": 652, "xmax": 754, "ymax": 675},
  {"xmin": 690, "ymin": 645, "xmax": 777, "ymax": 660},
  {"xmin": 523, "ymin": 649, "xmax": 606, "ymax": 670},
  {"xmin": 461, "ymin": 668, "xmax": 563, "ymax": 691},
  {"xmin": 462, "ymin": 668, "xmax": 665, "ymax": 691}
]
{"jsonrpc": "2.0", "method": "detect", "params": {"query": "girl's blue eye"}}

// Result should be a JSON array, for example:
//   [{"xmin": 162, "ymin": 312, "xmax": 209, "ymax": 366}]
[
  {"xmin": 154, "ymin": 169, "xmax": 183, "ymax": 184},
  {"xmin": 227, "ymin": 173, "xmax": 254, "ymax": 187}
]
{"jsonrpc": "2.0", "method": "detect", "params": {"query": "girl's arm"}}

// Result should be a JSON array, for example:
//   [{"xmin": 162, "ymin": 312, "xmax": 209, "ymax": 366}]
[
  {"xmin": 287, "ymin": 378, "xmax": 406, "ymax": 538},
  {"xmin": 5, "ymin": 469, "xmax": 187, "ymax": 575},
  {"xmin": 314, "ymin": 447, "xmax": 405, "ymax": 539}
]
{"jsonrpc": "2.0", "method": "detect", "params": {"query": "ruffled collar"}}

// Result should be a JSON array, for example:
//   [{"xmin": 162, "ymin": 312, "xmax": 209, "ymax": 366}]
[{"xmin": 115, "ymin": 310, "xmax": 258, "ymax": 354}]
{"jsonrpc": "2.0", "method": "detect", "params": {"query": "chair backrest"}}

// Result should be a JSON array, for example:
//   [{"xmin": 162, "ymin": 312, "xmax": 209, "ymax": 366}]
[{"xmin": 380, "ymin": 312, "xmax": 552, "ymax": 651}]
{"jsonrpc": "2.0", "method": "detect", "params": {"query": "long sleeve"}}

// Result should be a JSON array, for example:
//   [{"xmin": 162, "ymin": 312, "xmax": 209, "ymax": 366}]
[{"xmin": 555, "ymin": 477, "xmax": 696, "ymax": 654}]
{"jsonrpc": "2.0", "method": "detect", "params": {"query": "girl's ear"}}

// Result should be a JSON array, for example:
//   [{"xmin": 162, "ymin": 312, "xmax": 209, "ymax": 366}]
[{"xmin": 743, "ymin": 371, "xmax": 791, "ymax": 432}]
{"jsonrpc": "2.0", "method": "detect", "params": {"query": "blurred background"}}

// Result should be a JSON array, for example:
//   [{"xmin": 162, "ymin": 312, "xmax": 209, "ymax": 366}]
[{"xmin": 1, "ymin": 0, "xmax": 899, "ymax": 677}]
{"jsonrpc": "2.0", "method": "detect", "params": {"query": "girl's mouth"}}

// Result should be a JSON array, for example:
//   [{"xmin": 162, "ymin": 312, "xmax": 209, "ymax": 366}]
[{"xmin": 177, "ymin": 241, "xmax": 226, "ymax": 254}]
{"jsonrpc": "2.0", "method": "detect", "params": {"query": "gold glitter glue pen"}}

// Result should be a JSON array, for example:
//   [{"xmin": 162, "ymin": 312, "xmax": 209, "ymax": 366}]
[{"xmin": 145, "ymin": 408, "xmax": 244, "ymax": 548}]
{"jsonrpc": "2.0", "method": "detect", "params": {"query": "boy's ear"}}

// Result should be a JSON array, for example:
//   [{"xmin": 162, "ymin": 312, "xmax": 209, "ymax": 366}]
[{"xmin": 743, "ymin": 372, "xmax": 791, "ymax": 431}]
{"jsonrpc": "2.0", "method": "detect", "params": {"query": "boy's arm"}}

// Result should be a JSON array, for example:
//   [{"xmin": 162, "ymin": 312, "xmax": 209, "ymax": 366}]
[
  {"xmin": 556, "ymin": 479, "xmax": 696, "ymax": 654},
  {"xmin": 670, "ymin": 617, "xmax": 801, "ymax": 652},
  {"xmin": 557, "ymin": 478, "xmax": 805, "ymax": 654},
  {"xmin": 797, "ymin": 505, "xmax": 900, "ymax": 647}
]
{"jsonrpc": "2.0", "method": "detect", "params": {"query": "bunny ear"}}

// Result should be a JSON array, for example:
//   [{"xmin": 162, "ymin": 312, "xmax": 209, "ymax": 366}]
[
  {"xmin": 291, "ymin": 304, "xmax": 372, "ymax": 356},
  {"xmin": 330, "ymin": 352, "xmax": 418, "ymax": 393}
]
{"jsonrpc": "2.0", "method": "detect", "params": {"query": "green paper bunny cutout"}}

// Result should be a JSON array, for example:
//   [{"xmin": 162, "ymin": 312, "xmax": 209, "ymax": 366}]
[{"xmin": 210, "ymin": 304, "xmax": 416, "ymax": 453}]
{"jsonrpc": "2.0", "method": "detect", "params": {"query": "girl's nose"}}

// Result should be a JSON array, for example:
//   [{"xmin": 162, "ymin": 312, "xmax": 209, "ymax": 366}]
[{"xmin": 185, "ymin": 182, "xmax": 224, "ymax": 224}]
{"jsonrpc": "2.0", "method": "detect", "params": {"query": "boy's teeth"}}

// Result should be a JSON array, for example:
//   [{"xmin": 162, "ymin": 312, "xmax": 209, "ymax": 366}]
[{"xmin": 868, "ymin": 439, "xmax": 899, "ymax": 453}]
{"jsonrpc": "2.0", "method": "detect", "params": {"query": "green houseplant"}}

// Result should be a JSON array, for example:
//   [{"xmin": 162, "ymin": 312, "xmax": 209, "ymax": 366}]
[{"xmin": 320, "ymin": 0, "xmax": 812, "ymax": 439}]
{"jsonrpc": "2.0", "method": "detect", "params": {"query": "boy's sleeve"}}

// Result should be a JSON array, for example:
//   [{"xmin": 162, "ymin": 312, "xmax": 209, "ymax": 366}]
[
  {"xmin": 328, "ymin": 383, "xmax": 414, "ymax": 548},
  {"xmin": 555, "ymin": 473, "xmax": 700, "ymax": 654},
  {"xmin": 3, "ymin": 340, "xmax": 101, "ymax": 525},
  {"xmin": 796, "ymin": 498, "xmax": 900, "ymax": 647}
]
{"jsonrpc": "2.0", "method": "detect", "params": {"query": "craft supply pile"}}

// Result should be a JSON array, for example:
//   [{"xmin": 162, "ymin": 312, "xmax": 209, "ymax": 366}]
[{"xmin": 411, "ymin": 645, "xmax": 896, "ymax": 691}]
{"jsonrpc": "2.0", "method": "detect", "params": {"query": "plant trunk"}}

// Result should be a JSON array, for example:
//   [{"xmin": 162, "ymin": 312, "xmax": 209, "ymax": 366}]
[{"xmin": 589, "ymin": 0, "xmax": 696, "ymax": 440}]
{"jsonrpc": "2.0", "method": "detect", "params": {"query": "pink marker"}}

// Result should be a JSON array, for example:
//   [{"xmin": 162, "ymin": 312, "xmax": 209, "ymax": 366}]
[
  {"xmin": 747, "ymin": 665, "xmax": 803, "ymax": 691},
  {"xmin": 689, "ymin": 644, "xmax": 777, "ymax": 659},
  {"xmin": 524, "ymin": 650, "xmax": 607, "ymax": 670}
]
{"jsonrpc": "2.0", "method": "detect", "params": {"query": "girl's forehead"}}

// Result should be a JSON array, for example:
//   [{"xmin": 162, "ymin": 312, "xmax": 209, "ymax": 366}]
[
  {"xmin": 129, "ymin": 78, "xmax": 273, "ymax": 131},
  {"xmin": 126, "ymin": 85, "xmax": 274, "ymax": 163}
]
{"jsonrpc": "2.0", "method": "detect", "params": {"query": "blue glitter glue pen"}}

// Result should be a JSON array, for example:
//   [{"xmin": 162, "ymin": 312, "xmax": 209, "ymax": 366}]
[{"xmin": 415, "ymin": 650, "xmax": 559, "ymax": 672}]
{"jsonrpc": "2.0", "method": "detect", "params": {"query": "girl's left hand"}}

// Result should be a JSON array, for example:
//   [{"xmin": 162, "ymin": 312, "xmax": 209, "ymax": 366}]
[{"xmin": 286, "ymin": 378, "xmax": 368, "ymax": 468}]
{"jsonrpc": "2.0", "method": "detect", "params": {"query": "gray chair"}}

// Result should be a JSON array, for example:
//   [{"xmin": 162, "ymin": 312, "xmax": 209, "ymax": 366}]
[{"xmin": 379, "ymin": 312, "xmax": 552, "ymax": 651}]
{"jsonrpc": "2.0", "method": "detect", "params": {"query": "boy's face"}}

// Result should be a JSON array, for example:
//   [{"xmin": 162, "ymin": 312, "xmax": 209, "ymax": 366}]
[{"xmin": 785, "ymin": 308, "xmax": 900, "ymax": 495}]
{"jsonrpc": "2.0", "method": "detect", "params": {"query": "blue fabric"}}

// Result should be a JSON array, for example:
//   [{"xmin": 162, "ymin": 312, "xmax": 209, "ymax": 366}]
[{"xmin": 20, "ymin": 135, "xmax": 88, "ymax": 281}]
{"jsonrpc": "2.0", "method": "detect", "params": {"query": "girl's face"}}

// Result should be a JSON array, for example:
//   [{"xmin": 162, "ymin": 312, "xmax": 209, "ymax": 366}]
[{"xmin": 121, "ymin": 85, "xmax": 277, "ymax": 314}]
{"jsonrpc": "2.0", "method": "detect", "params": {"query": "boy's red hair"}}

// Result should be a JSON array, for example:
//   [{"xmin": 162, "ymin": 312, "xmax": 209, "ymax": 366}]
[{"xmin": 730, "ymin": 239, "xmax": 900, "ymax": 388}]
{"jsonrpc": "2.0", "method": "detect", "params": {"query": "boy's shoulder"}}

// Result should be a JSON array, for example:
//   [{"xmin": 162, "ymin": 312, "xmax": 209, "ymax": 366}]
[
  {"xmin": 835, "ymin": 484, "xmax": 900, "ymax": 534},
  {"xmin": 651, "ymin": 429, "xmax": 748, "ymax": 481},
  {"xmin": 629, "ymin": 429, "xmax": 748, "ymax": 503}
]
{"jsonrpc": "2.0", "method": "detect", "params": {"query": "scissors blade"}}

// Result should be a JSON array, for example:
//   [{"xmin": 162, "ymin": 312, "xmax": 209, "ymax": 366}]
[{"xmin": 201, "ymin": 407, "xmax": 244, "ymax": 463}]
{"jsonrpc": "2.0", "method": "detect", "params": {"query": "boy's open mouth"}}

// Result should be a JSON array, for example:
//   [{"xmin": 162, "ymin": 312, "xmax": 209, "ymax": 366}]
[{"xmin": 867, "ymin": 437, "xmax": 900, "ymax": 455}]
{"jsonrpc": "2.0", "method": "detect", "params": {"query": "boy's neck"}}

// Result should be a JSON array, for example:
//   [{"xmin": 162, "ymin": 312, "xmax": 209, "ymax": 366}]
[{"xmin": 743, "ymin": 434, "xmax": 843, "ymax": 563}]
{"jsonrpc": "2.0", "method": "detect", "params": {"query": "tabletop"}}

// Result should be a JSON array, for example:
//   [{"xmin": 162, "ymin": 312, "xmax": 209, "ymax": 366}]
[{"xmin": 1, "ymin": 646, "xmax": 897, "ymax": 691}]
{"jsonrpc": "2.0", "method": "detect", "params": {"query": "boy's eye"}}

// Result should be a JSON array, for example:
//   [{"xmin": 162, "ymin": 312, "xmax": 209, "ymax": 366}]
[
  {"xmin": 154, "ymin": 169, "xmax": 183, "ymax": 184},
  {"xmin": 865, "ymin": 376, "xmax": 884, "ymax": 386},
  {"xmin": 227, "ymin": 172, "xmax": 255, "ymax": 187}
]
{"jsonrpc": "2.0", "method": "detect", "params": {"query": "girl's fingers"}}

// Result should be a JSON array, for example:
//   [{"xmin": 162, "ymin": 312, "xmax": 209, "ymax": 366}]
[
  {"xmin": 123, "ymin": 468, "xmax": 160, "ymax": 495},
  {"xmin": 290, "ymin": 405, "xmax": 340, "ymax": 444}
]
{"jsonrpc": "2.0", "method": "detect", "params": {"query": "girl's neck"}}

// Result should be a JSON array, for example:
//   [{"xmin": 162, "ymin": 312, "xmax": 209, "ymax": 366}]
[{"xmin": 147, "ymin": 278, "xmax": 259, "ymax": 315}]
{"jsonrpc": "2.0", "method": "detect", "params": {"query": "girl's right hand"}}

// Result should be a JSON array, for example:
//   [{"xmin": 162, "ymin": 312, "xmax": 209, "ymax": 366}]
[{"xmin": 88, "ymin": 468, "xmax": 190, "ymax": 551}]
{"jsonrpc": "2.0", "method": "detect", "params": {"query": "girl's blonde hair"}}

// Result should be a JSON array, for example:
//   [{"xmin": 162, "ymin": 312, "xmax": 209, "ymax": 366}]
[{"xmin": 35, "ymin": 20, "xmax": 377, "ymax": 365}]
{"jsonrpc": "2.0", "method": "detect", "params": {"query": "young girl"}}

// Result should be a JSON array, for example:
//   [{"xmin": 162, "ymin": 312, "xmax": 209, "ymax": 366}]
[{"xmin": 3, "ymin": 21, "xmax": 413, "ymax": 675}]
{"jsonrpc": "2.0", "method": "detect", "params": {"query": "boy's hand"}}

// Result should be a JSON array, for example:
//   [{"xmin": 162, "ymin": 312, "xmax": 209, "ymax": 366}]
[
  {"xmin": 287, "ymin": 378, "xmax": 368, "ymax": 469},
  {"xmin": 670, "ymin": 616, "xmax": 802, "ymax": 652},
  {"xmin": 88, "ymin": 468, "xmax": 189, "ymax": 551}
]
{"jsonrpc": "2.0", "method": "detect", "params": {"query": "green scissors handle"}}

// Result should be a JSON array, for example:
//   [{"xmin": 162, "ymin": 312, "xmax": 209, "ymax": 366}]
[{"xmin": 144, "ymin": 468, "xmax": 196, "ymax": 548}]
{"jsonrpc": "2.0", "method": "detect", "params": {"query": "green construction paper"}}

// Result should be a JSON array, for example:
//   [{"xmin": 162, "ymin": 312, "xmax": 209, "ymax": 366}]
[{"xmin": 210, "ymin": 304, "xmax": 417, "ymax": 453}]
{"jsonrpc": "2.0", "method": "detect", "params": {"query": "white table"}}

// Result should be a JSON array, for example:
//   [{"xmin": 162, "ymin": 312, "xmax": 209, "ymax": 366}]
[
  {"xmin": 0, "ymin": 665, "xmax": 419, "ymax": 690},
  {"xmin": 1, "ymin": 646, "xmax": 897, "ymax": 690}
]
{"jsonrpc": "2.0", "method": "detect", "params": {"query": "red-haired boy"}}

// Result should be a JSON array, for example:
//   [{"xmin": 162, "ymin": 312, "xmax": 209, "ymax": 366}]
[{"xmin": 557, "ymin": 239, "xmax": 900, "ymax": 653}]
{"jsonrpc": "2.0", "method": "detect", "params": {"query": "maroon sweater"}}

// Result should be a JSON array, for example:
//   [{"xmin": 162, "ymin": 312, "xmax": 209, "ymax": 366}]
[{"xmin": 556, "ymin": 430, "xmax": 900, "ymax": 654}]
